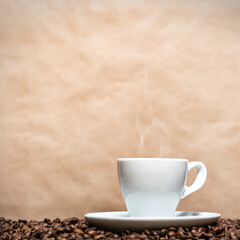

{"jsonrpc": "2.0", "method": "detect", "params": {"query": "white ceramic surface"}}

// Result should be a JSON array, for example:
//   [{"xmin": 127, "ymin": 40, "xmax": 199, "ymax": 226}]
[
  {"xmin": 118, "ymin": 158, "xmax": 207, "ymax": 217},
  {"xmin": 85, "ymin": 211, "xmax": 221, "ymax": 233}
]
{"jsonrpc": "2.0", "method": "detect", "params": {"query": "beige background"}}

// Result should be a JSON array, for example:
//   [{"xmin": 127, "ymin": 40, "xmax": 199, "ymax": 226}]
[{"xmin": 0, "ymin": 0, "xmax": 240, "ymax": 220}]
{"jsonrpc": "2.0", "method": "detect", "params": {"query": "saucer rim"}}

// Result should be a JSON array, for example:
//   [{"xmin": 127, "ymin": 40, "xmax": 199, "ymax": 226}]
[{"xmin": 85, "ymin": 211, "xmax": 221, "ymax": 221}]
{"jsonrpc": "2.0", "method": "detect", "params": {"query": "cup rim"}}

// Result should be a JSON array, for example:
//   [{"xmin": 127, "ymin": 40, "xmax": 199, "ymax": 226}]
[{"xmin": 118, "ymin": 158, "xmax": 188, "ymax": 162}]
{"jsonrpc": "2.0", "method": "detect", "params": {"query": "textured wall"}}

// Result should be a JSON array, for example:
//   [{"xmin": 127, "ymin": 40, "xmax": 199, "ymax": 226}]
[{"xmin": 0, "ymin": 0, "xmax": 240, "ymax": 220}]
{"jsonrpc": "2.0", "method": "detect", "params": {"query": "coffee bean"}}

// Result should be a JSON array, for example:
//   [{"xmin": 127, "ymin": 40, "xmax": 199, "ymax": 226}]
[
  {"xmin": 139, "ymin": 233, "xmax": 148, "ymax": 238},
  {"xmin": 23, "ymin": 226, "xmax": 29, "ymax": 232},
  {"xmin": 44, "ymin": 218, "xmax": 51, "ymax": 224},
  {"xmin": 61, "ymin": 233, "xmax": 69, "ymax": 238},
  {"xmin": 202, "ymin": 232, "xmax": 214, "ymax": 239},
  {"xmin": 97, "ymin": 230, "xmax": 105, "ymax": 235},
  {"xmin": 230, "ymin": 231, "xmax": 238, "ymax": 239},
  {"xmin": 150, "ymin": 230, "xmax": 159, "ymax": 236},
  {"xmin": 214, "ymin": 226, "xmax": 224, "ymax": 234},
  {"xmin": 86, "ymin": 228, "xmax": 97, "ymax": 236},
  {"xmin": 168, "ymin": 231, "xmax": 177, "ymax": 237},
  {"xmin": 94, "ymin": 235, "xmax": 106, "ymax": 239},
  {"xmin": 160, "ymin": 228, "xmax": 168, "ymax": 236},
  {"xmin": 198, "ymin": 227, "xmax": 205, "ymax": 233},
  {"xmin": 69, "ymin": 217, "xmax": 79, "ymax": 224},
  {"xmin": 2, "ymin": 232, "xmax": 10, "ymax": 240},
  {"xmin": 53, "ymin": 218, "xmax": 61, "ymax": 223},
  {"xmin": 128, "ymin": 233, "xmax": 138, "ymax": 238},
  {"xmin": 47, "ymin": 229, "xmax": 57, "ymax": 237},
  {"xmin": 142, "ymin": 229, "xmax": 149, "ymax": 235},
  {"xmin": 64, "ymin": 226, "xmax": 72, "ymax": 232},
  {"xmin": 74, "ymin": 228, "xmax": 84, "ymax": 234},
  {"xmin": 111, "ymin": 233, "xmax": 120, "ymax": 238},
  {"xmin": 53, "ymin": 223, "xmax": 62, "ymax": 228},
  {"xmin": 79, "ymin": 223, "xmax": 88, "ymax": 230},
  {"xmin": 18, "ymin": 219, "xmax": 27, "ymax": 224}
]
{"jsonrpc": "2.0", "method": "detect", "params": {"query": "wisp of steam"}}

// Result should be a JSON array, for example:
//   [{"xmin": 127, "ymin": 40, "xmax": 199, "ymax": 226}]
[{"xmin": 136, "ymin": 67, "xmax": 171, "ymax": 157}]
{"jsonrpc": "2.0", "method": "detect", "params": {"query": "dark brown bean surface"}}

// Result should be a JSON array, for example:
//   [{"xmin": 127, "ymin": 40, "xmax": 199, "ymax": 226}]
[{"xmin": 0, "ymin": 217, "xmax": 239, "ymax": 239}]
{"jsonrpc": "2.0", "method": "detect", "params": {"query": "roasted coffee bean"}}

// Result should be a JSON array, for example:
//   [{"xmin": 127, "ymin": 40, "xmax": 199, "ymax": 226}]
[
  {"xmin": 97, "ymin": 230, "xmax": 105, "ymax": 235},
  {"xmin": 44, "ymin": 218, "xmax": 51, "ymax": 223},
  {"xmin": 18, "ymin": 219, "xmax": 27, "ymax": 224},
  {"xmin": 214, "ymin": 226, "xmax": 224, "ymax": 234},
  {"xmin": 112, "ymin": 233, "xmax": 120, "ymax": 238},
  {"xmin": 47, "ymin": 229, "xmax": 57, "ymax": 237},
  {"xmin": 168, "ymin": 230, "xmax": 177, "ymax": 237},
  {"xmin": 69, "ymin": 217, "xmax": 79, "ymax": 224},
  {"xmin": 86, "ymin": 228, "xmax": 97, "ymax": 236},
  {"xmin": 144, "ymin": 229, "xmax": 151, "ymax": 235},
  {"xmin": 64, "ymin": 226, "xmax": 72, "ymax": 232},
  {"xmin": 61, "ymin": 233, "xmax": 69, "ymax": 238},
  {"xmin": 80, "ymin": 223, "xmax": 88, "ymax": 230},
  {"xmin": 74, "ymin": 228, "xmax": 84, "ymax": 234},
  {"xmin": 128, "ymin": 233, "xmax": 138, "ymax": 238},
  {"xmin": 105, "ymin": 232, "xmax": 119, "ymax": 238},
  {"xmin": 177, "ymin": 227, "xmax": 185, "ymax": 235},
  {"xmin": 197, "ymin": 227, "xmax": 205, "ymax": 233},
  {"xmin": 230, "ymin": 231, "xmax": 238, "ymax": 239},
  {"xmin": 124, "ymin": 230, "xmax": 131, "ymax": 234},
  {"xmin": 94, "ymin": 234, "xmax": 106, "ymax": 239},
  {"xmin": 160, "ymin": 228, "xmax": 168, "ymax": 236},
  {"xmin": 2, "ymin": 232, "xmax": 10, "ymax": 240},
  {"xmin": 151, "ymin": 230, "xmax": 159, "ymax": 236},
  {"xmin": 53, "ymin": 223, "xmax": 62, "ymax": 228},
  {"xmin": 53, "ymin": 218, "xmax": 61, "ymax": 223},
  {"xmin": 201, "ymin": 232, "xmax": 214, "ymax": 239}
]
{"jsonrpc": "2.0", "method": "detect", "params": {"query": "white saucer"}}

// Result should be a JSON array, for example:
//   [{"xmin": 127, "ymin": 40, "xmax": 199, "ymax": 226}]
[{"xmin": 85, "ymin": 211, "xmax": 221, "ymax": 232}]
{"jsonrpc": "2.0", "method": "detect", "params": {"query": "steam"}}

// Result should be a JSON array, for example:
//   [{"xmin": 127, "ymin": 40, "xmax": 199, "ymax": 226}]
[{"xmin": 136, "ymin": 68, "xmax": 171, "ymax": 157}]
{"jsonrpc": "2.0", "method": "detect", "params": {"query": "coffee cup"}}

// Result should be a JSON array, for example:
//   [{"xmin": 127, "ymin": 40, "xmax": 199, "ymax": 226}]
[{"xmin": 118, "ymin": 158, "xmax": 207, "ymax": 217}]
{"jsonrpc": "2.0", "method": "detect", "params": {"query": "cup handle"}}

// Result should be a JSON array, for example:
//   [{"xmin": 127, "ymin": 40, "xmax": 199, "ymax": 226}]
[{"xmin": 181, "ymin": 161, "xmax": 207, "ymax": 199}]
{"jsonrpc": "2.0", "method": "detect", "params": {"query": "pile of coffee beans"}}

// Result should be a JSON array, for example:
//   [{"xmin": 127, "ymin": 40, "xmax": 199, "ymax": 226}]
[{"xmin": 0, "ymin": 217, "xmax": 239, "ymax": 239}]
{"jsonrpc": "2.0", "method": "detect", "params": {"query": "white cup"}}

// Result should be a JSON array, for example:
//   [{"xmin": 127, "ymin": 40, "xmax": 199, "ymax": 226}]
[{"xmin": 118, "ymin": 158, "xmax": 207, "ymax": 217}]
